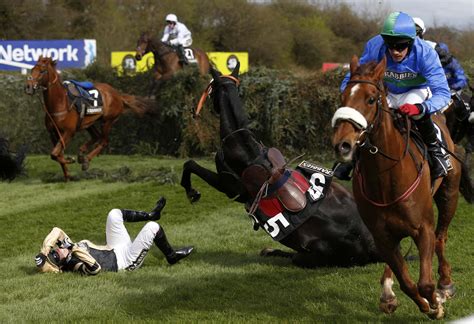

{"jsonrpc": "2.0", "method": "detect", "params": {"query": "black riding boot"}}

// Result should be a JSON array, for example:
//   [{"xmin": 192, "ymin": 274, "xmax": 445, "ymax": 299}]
[
  {"xmin": 121, "ymin": 197, "xmax": 167, "ymax": 222},
  {"xmin": 415, "ymin": 115, "xmax": 452, "ymax": 179},
  {"xmin": 332, "ymin": 161, "xmax": 353, "ymax": 181},
  {"xmin": 154, "ymin": 228, "xmax": 194, "ymax": 265},
  {"xmin": 176, "ymin": 45, "xmax": 188, "ymax": 65}
]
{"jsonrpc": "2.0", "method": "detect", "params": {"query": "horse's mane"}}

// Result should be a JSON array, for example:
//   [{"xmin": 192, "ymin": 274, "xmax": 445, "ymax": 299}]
[{"xmin": 352, "ymin": 61, "xmax": 378, "ymax": 78}]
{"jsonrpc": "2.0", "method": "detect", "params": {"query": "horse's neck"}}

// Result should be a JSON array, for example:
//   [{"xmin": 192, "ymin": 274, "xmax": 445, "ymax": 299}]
[{"xmin": 44, "ymin": 79, "xmax": 67, "ymax": 112}]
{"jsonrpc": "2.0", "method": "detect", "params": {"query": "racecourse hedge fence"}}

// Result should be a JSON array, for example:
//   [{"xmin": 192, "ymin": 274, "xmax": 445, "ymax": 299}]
[{"xmin": 0, "ymin": 65, "xmax": 345, "ymax": 159}]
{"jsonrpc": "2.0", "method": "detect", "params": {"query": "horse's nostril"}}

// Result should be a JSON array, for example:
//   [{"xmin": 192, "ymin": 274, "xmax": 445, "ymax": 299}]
[{"xmin": 335, "ymin": 142, "xmax": 352, "ymax": 156}]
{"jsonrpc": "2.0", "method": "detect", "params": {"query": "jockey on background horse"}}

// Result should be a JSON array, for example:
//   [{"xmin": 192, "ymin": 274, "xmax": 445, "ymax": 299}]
[
  {"xmin": 335, "ymin": 11, "xmax": 452, "ymax": 182},
  {"xmin": 161, "ymin": 13, "xmax": 192, "ymax": 65}
]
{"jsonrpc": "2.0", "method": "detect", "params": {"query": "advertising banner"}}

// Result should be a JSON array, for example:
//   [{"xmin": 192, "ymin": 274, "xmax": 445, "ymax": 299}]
[
  {"xmin": 111, "ymin": 51, "xmax": 249, "ymax": 76},
  {"xmin": 0, "ymin": 39, "xmax": 96, "ymax": 71}
]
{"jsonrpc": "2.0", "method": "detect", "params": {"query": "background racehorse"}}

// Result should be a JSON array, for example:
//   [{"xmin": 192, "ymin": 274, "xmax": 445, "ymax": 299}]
[
  {"xmin": 0, "ymin": 137, "xmax": 26, "ymax": 181},
  {"xmin": 444, "ymin": 87, "xmax": 474, "ymax": 169},
  {"xmin": 332, "ymin": 56, "xmax": 474, "ymax": 319},
  {"xmin": 25, "ymin": 56, "xmax": 149, "ymax": 180},
  {"xmin": 135, "ymin": 31, "xmax": 210, "ymax": 96},
  {"xmin": 180, "ymin": 63, "xmax": 381, "ymax": 268}
]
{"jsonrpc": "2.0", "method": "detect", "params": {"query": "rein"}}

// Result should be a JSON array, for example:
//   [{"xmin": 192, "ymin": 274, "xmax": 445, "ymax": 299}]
[
  {"xmin": 194, "ymin": 75, "xmax": 240, "ymax": 117},
  {"xmin": 345, "ymin": 79, "xmax": 425, "ymax": 206},
  {"xmin": 30, "ymin": 64, "xmax": 72, "ymax": 149}
]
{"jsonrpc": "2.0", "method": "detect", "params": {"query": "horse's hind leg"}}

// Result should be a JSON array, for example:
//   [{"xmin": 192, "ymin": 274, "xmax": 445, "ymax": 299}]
[
  {"xmin": 78, "ymin": 125, "xmax": 101, "ymax": 165},
  {"xmin": 433, "ymin": 180, "xmax": 459, "ymax": 298},
  {"xmin": 83, "ymin": 120, "xmax": 115, "ymax": 170}
]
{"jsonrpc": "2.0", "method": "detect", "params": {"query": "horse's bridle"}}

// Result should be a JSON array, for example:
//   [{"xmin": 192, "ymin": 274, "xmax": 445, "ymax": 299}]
[
  {"xmin": 340, "ymin": 79, "xmax": 425, "ymax": 207},
  {"xmin": 28, "ymin": 63, "xmax": 58, "ymax": 91},
  {"xmin": 343, "ymin": 79, "xmax": 408, "ymax": 161},
  {"xmin": 195, "ymin": 75, "xmax": 240, "ymax": 117}
]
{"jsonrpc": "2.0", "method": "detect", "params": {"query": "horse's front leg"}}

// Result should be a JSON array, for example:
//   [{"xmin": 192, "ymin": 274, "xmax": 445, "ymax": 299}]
[
  {"xmin": 50, "ymin": 131, "xmax": 74, "ymax": 181},
  {"xmin": 148, "ymin": 71, "xmax": 162, "ymax": 99},
  {"xmin": 377, "ymin": 236, "xmax": 439, "ymax": 319},
  {"xmin": 180, "ymin": 159, "xmax": 219, "ymax": 203},
  {"xmin": 415, "ymin": 225, "xmax": 445, "ymax": 319},
  {"xmin": 379, "ymin": 265, "xmax": 398, "ymax": 314}
]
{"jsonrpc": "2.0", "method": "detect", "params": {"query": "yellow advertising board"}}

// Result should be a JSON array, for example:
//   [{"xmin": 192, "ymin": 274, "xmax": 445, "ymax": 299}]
[{"xmin": 111, "ymin": 51, "xmax": 248, "ymax": 76}]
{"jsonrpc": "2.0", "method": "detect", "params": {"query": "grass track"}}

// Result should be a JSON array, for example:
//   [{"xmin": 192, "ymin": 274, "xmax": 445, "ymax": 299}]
[{"xmin": 0, "ymin": 155, "xmax": 473, "ymax": 322}]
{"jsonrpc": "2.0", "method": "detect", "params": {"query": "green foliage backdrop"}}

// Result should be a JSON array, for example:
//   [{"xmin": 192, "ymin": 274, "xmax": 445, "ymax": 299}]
[{"xmin": 0, "ymin": 65, "xmax": 343, "ymax": 160}]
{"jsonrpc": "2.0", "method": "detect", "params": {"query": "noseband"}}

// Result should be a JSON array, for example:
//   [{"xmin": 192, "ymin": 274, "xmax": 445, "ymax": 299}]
[
  {"xmin": 338, "ymin": 79, "xmax": 403, "ymax": 160},
  {"xmin": 28, "ymin": 63, "xmax": 58, "ymax": 90},
  {"xmin": 338, "ymin": 79, "xmax": 424, "ymax": 206}
]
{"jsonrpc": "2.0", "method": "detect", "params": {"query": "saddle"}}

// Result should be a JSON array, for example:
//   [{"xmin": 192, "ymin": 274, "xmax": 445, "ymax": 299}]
[
  {"xmin": 63, "ymin": 80, "xmax": 103, "ymax": 115},
  {"xmin": 241, "ymin": 147, "xmax": 308, "ymax": 213}
]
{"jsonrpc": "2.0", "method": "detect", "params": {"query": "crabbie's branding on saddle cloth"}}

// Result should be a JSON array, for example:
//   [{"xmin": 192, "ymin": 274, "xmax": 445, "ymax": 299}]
[{"xmin": 254, "ymin": 161, "xmax": 333, "ymax": 242}]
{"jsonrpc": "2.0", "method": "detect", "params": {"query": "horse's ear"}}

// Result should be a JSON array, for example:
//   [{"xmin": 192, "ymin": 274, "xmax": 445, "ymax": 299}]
[
  {"xmin": 349, "ymin": 55, "xmax": 359, "ymax": 75},
  {"xmin": 374, "ymin": 56, "xmax": 386, "ymax": 80},
  {"xmin": 231, "ymin": 61, "xmax": 240, "ymax": 78},
  {"xmin": 210, "ymin": 67, "xmax": 221, "ymax": 81}
]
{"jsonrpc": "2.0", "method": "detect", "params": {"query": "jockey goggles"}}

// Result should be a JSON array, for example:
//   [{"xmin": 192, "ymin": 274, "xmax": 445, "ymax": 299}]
[{"xmin": 386, "ymin": 41, "xmax": 411, "ymax": 51}]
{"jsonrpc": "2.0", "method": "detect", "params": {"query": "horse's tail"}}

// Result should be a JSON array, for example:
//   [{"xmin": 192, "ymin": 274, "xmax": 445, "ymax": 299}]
[
  {"xmin": 457, "ymin": 146, "xmax": 474, "ymax": 204},
  {"xmin": 120, "ymin": 94, "xmax": 150, "ymax": 117},
  {"xmin": 0, "ymin": 138, "xmax": 27, "ymax": 181}
]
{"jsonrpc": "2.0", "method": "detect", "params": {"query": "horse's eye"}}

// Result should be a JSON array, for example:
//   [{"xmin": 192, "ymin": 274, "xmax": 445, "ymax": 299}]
[{"xmin": 368, "ymin": 97, "xmax": 376, "ymax": 105}]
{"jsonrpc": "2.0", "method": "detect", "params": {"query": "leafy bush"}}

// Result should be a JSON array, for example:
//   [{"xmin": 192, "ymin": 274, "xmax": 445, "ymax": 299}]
[{"xmin": 0, "ymin": 64, "xmax": 343, "ymax": 160}]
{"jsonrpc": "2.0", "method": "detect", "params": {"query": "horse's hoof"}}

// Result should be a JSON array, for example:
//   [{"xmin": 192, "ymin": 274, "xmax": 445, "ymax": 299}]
[
  {"xmin": 260, "ymin": 248, "xmax": 275, "ymax": 256},
  {"xmin": 437, "ymin": 283, "xmax": 456, "ymax": 300},
  {"xmin": 82, "ymin": 160, "xmax": 90, "ymax": 171},
  {"xmin": 65, "ymin": 156, "xmax": 75, "ymax": 164},
  {"xmin": 379, "ymin": 296, "xmax": 398, "ymax": 314},
  {"xmin": 187, "ymin": 189, "xmax": 201, "ymax": 203},
  {"xmin": 78, "ymin": 154, "xmax": 85, "ymax": 164},
  {"xmin": 427, "ymin": 304, "xmax": 445, "ymax": 320}
]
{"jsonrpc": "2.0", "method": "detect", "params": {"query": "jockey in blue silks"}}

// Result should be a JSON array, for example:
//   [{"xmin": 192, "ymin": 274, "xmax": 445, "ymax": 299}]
[
  {"xmin": 337, "ymin": 12, "xmax": 452, "ymax": 180},
  {"xmin": 413, "ymin": 17, "xmax": 474, "ymax": 153}
]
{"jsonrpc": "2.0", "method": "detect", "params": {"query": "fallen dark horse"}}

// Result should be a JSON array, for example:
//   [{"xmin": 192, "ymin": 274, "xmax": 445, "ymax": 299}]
[
  {"xmin": 0, "ymin": 137, "xmax": 26, "ymax": 181},
  {"xmin": 180, "ymin": 63, "xmax": 381, "ymax": 268}
]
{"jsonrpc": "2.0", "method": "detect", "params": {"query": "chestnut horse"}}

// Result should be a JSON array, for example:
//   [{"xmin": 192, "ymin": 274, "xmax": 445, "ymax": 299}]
[
  {"xmin": 135, "ymin": 32, "xmax": 210, "ymax": 96},
  {"xmin": 25, "ymin": 56, "xmax": 148, "ymax": 180},
  {"xmin": 180, "ymin": 63, "xmax": 381, "ymax": 268},
  {"xmin": 332, "ymin": 56, "xmax": 474, "ymax": 319}
]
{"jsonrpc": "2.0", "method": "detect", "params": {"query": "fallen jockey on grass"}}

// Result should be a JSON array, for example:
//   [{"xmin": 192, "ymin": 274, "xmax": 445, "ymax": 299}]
[{"xmin": 35, "ymin": 197, "xmax": 194, "ymax": 275}]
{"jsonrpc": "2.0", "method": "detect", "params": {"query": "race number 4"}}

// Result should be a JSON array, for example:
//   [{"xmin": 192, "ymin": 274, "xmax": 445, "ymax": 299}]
[
  {"xmin": 263, "ymin": 213, "xmax": 290, "ymax": 238},
  {"xmin": 307, "ymin": 172, "xmax": 325, "ymax": 201},
  {"xmin": 88, "ymin": 89, "xmax": 99, "ymax": 107}
]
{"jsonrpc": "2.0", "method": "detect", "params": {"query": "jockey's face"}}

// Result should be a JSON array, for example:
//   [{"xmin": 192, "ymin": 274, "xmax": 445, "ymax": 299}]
[
  {"xmin": 386, "ymin": 40, "xmax": 411, "ymax": 62},
  {"xmin": 387, "ymin": 46, "xmax": 409, "ymax": 62},
  {"xmin": 166, "ymin": 21, "xmax": 176, "ymax": 28}
]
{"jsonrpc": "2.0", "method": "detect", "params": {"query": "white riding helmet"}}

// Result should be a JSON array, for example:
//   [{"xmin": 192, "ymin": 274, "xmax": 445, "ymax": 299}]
[
  {"xmin": 165, "ymin": 14, "xmax": 178, "ymax": 23},
  {"xmin": 413, "ymin": 17, "xmax": 426, "ymax": 37}
]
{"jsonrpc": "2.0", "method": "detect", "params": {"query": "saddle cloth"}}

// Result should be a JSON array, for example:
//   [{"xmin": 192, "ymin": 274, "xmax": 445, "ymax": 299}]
[
  {"xmin": 246, "ymin": 158, "xmax": 334, "ymax": 242},
  {"xmin": 63, "ymin": 80, "xmax": 103, "ymax": 115},
  {"xmin": 184, "ymin": 48, "xmax": 197, "ymax": 63}
]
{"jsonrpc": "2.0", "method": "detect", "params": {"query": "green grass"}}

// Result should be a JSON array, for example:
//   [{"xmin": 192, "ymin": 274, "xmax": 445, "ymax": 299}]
[{"xmin": 1, "ymin": 155, "xmax": 473, "ymax": 322}]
